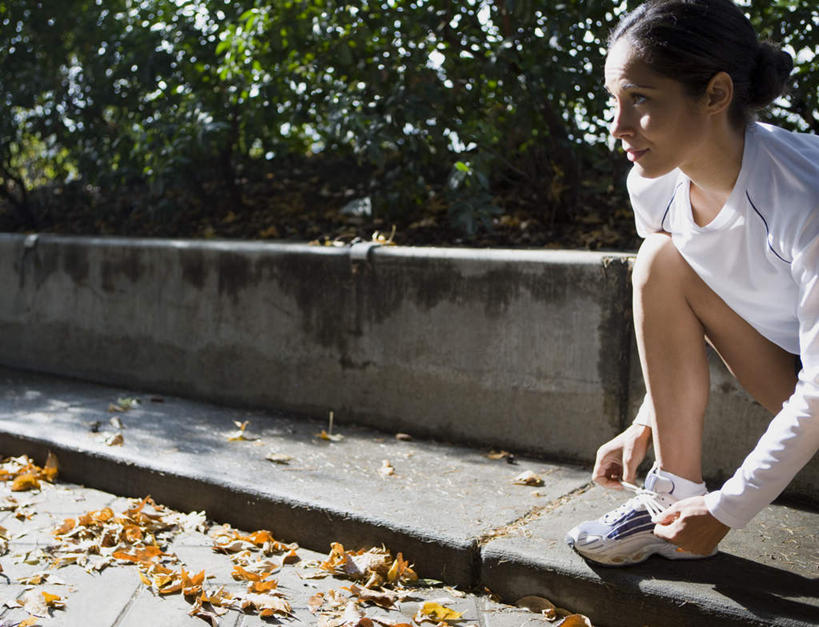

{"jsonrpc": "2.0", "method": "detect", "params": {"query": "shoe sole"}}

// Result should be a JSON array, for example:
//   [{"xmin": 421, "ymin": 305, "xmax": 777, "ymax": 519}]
[{"xmin": 566, "ymin": 534, "xmax": 717, "ymax": 566}]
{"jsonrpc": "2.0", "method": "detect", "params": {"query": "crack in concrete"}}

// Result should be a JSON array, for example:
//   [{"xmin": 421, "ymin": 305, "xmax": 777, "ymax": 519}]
[{"xmin": 475, "ymin": 481, "xmax": 594, "ymax": 547}]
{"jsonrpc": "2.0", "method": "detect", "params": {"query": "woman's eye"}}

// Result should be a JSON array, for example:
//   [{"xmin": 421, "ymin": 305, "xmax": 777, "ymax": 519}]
[{"xmin": 631, "ymin": 93, "xmax": 648, "ymax": 104}]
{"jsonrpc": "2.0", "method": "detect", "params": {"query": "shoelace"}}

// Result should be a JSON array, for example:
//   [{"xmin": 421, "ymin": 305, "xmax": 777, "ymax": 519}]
[{"xmin": 612, "ymin": 481, "xmax": 667, "ymax": 519}]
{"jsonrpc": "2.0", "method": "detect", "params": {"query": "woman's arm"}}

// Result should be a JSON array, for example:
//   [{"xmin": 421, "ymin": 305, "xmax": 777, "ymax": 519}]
[{"xmin": 703, "ymin": 217, "xmax": 819, "ymax": 528}]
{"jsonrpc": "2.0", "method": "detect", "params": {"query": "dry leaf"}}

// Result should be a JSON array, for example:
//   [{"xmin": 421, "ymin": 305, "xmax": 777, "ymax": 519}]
[
  {"xmin": 558, "ymin": 615, "xmax": 593, "ymax": 627},
  {"xmin": 516, "ymin": 595, "xmax": 558, "ymax": 619},
  {"xmin": 379, "ymin": 460, "xmax": 395, "ymax": 477},
  {"xmin": 395, "ymin": 433, "xmax": 412, "ymax": 441},
  {"xmin": 414, "ymin": 601, "xmax": 463, "ymax": 623},
  {"xmin": 18, "ymin": 590, "xmax": 64, "ymax": 618},
  {"xmin": 113, "ymin": 545, "xmax": 164, "ymax": 565},
  {"xmin": 386, "ymin": 552, "xmax": 417, "ymax": 583},
  {"xmin": 110, "ymin": 416, "xmax": 124, "ymax": 430},
  {"xmin": 109, "ymin": 397, "xmax": 139, "ymax": 412},
  {"xmin": 316, "ymin": 429, "xmax": 344, "ymax": 442},
  {"xmin": 248, "ymin": 579, "xmax": 278, "ymax": 593},
  {"xmin": 105, "ymin": 432, "xmax": 124, "ymax": 446},
  {"xmin": 18, "ymin": 617, "xmax": 39, "ymax": 627},
  {"xmin": 346, "ymin": 584, "xmax": 398, "ymax": 609},
  {"xmin": 11, "ymin": 474, "xmax": 40, "ymax": 492},
  {"xmin": 265, "ymin": 452, "xmax": 293, "ymax": 464},
  {"xmin": 282, "ymin": 547, "xmax": 300, "ymax": 564},
  {"xmin": 512, "ymin": 470, "xmax": 543, "ymax": 486},
  {"xmin": 308, "ymin": 592, "xmax": 326, "ymax": 613},
  {"xmin": 243, "ymin": 591, "xmax": 292, "ymax": 617},
  {"xmin": 232, "ymin": 564, "xmax": 271, "ymax": 582},
  {"xmin": 227, "ymin": 420, "xmax": 258, "ymax": 441},
  {"xmin": 43, "ymin": 452, "xmax": 59, "ymax": 481},
  {"xmin": 487, "ymin": 450, "xmax": 511, "ymax": 460}
]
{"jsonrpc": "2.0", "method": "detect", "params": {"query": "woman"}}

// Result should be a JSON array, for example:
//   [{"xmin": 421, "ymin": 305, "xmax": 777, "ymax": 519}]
[{"xmin": 566, "ymin": 0, "xmax": 819, "ymax": 566}]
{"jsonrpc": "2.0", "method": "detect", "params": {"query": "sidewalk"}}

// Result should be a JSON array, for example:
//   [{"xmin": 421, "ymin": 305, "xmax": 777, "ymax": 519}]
[
  {"xmin": 0, "ymin": 366, "xmax": 817, "ymax": 626},
  {"xmin": 0, "ymin": 479, "xmax": 550, "ymax": 626}
]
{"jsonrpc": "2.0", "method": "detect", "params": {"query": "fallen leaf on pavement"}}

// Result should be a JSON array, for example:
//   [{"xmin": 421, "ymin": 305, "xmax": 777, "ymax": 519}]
[
  {"xmin": 316, "ymin": 429, "xmax": 344, "ymax": 442},
  {"xmin": 18, "ymin": 571, "xmax": 65, "ymax": 586},
  {"xmin": 18, "ymin": 590, "xmax": 64, "ymax": 618},
  {"xmin": 105, "ymin": 432, "xmax": 124, "ymax": 446},
  {"xmin": 379, "ymin": 460, "xmax": 395, "ymax": 477},
  {"xmin": 320, "ymin": 544, "xmax": 418, "ymax": 588},
  {"xmin": 386, "ymin": 552, "xmax": 416, "ymax": 583},
  {"xmin": 487, "ymin": 450, "xmax": 512, "ymax": 460},
  {"xmin": 227, "ymin": 420, "xmax": 258, "ymax": 441},
  {"xmin": 558, "ymin": 614, "xmax": 593, "ymax": 626},
  {"xmin": 240, "ymin": 591, "xmax": 292, "ymax": 617},
  {"xmin": 109, "ymin": 397, "xmax": 140, "ymax": 412},
  {"xmin": 265, "ymin": 452, "xmax": 293, "ymax": 464},
  {"xmin": 516, "ymin": 595, "xmax": 558, "ymax": 619},
  {"xmin": 512, "ymin": 470, "xmax": 544, "ymax": 486},
  {"xmin": 444, "ymin": 586, "xmax": 467, "ymax": 598},
  {"xmin": 413, "ymin": 600, "xmax": 463, "ymax": 623},
  {"xmin": 232, "ymin": 564, "xmax": 273, "ymax": 582},
  {"xmin": 43, "ymin": 452, "xmax": 59, "ymax": 481},
  {"xmin": 346, "ymin": 584, "xmax": 399, "ymax": 609},
  {"xmin": 248, "ymin": 579, "xmax": 278, "ymax": 593},
  {"xmin": 11, "ymin": 474, "xmax": 40, "ymax": 492}
]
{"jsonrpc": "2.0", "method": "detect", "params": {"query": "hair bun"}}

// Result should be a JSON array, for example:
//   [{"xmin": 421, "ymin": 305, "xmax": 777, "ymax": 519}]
[{"xmin": 748, "ymin": 42, "xmax": 793, "ymax": 108}]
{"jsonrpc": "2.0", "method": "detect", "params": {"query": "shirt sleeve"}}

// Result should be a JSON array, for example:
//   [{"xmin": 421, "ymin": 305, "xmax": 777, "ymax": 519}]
[
  {"xmin": 627, "ymin": 167, "xmax": 681, "ymax": 238},
  {"xmin": 704, "ymin": 212, "xmax": 819, "ymax": 528},
  {"xmin": 632, "ymin": 394, "xmax": 653, "ymax": 427}
]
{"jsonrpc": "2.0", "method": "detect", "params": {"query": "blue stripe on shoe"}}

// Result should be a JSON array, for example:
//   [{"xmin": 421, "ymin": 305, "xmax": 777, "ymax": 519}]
[
  {"xmin": 613, "ymin": 522, "xmax": 656, "ymax": 540},
  {"xmin": 606, "ymin": 511, "xmax": 653, "ymax": 540}
]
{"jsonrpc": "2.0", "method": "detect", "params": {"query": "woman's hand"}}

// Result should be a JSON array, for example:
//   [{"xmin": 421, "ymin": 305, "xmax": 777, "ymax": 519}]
[
  {"xmin": 652, "ymin": 495, "xmax": 730, "ymax": 555},
  {"xmin": 592, "ymin": 423, "xmax": 652, "ymax": 488}
]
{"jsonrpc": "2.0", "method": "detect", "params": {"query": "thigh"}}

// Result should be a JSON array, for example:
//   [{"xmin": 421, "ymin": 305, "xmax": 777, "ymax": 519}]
[{"xmin": 639, "ymin": 234, "xmax": 798, "ymax": 414}]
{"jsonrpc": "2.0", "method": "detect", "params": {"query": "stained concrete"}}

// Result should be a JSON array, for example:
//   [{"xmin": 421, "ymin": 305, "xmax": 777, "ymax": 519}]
[
  {"xmin": 0, "ymin": 367, "xmax": 816, "ymax": 626},
  {"xmin": 1, "ymin": 235, "xmax": 816, "ymax": 502}
]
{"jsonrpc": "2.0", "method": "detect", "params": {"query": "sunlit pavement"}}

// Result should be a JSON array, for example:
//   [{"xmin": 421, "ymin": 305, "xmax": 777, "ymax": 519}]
[{"xmin": 0, "ymin": 366, "xmax": 817, "ymax": 626}]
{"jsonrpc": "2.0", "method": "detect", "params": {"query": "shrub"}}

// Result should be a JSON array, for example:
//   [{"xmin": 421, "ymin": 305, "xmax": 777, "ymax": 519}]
[{"xmin": 1, "ymin": 0, "xmax": 816, "ymax": 236}]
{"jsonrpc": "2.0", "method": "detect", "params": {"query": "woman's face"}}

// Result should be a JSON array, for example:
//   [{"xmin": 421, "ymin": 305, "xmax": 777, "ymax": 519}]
[{"xmin": 604, "ymin": 38, "xmax": 711, "ymax": 179}]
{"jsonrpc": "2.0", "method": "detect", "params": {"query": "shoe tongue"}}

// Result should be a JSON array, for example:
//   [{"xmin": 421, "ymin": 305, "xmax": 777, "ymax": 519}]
[{"xmin": 644, "ymin": 471, "xmax": 674, "ymax": 495}]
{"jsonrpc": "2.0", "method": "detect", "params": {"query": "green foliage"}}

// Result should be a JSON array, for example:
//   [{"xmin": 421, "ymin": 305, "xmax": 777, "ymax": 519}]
[{"xmin": 1, "ymin": 0, "xmax": 816, "ymax": 236}]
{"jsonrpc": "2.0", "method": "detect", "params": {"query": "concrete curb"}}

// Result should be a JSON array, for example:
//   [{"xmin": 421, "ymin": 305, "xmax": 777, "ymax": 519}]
[
  {"xmin": 0, "ymin": 368, "xmax": 816, "ymax": 627},
  {"xmin": 0, "ymin": 233, "xmax": 815, "ymax": 501}
]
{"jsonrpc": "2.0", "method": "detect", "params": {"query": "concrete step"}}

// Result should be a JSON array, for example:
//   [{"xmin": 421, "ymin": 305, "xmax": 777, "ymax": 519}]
[
  {"xmin": 0, "ymin": 367, "xmax": 816, "ymax": 626},
  {"xmin": 3, "ymin": 235, "xmax": 815, "ymax": 504}
]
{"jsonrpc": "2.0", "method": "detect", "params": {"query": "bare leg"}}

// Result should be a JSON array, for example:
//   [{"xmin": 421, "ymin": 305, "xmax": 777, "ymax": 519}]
[{"xmin": 632, "ymin": 234, "xmax": 797, "ymax": 483}]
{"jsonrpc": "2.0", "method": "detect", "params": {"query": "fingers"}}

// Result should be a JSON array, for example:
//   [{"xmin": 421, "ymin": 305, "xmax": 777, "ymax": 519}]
[
  {"xmin": 621, "ymin": 445, "xmax": 637, "ymax": 484},
  {"xmin": 651, "ymin": 497, "xmax": 729, "ymax": 556},
  {"xmin": 592, "ymin": 464, "xmax": 623, "ymax": 488},
  {"xmin": 652, "ymin": 501, "xmax": 682, "ymax": 526},
  {"xmin": 592, "ymin": 451, "xmax": 625, "ymax": 488}
]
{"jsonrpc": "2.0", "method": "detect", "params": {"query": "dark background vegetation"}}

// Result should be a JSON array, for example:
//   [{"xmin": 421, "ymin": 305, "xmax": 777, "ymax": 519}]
[{"xmin": 1, "ymin": 0, "xmax": 817, "ymax": 249}]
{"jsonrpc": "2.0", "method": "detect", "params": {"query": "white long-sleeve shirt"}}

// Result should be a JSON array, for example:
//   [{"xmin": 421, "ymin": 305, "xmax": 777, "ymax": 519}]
[{"xmin": 627, "ymin": 122, "xmax": 819, "ymax": 528}]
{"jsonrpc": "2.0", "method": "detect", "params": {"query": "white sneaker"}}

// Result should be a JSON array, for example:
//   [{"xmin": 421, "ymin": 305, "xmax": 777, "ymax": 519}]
[{"xmin": 565, "ymin": 467, "xmax": 715, "ymax": 566}]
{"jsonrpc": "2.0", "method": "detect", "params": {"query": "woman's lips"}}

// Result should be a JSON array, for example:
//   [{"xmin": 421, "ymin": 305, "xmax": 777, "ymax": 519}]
[{"xmin": 626, "ymin": 148, "xmax": 648, "ymax": 162}]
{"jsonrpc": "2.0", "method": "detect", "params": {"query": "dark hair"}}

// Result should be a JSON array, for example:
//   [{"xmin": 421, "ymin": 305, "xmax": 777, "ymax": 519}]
[{"xmin": 609, "ymin": 0, "xmax": 793, "ymax": 128}]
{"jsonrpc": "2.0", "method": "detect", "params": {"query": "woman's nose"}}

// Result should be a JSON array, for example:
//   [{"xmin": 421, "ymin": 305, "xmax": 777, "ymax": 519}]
[{"xmin": 609, "ymin": 103, "xmax": 631, "ymax": 138}]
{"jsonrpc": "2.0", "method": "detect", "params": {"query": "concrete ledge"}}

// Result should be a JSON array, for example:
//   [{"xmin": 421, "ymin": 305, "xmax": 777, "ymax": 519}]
[
  {"xmin": 1, "ymin": 368, "xmax": 816, "ymax": 626},
  {"xmin": 0, "ymin": 234, "xmax": 631, "ymax": 465},
  {"xmin": 0, "ymin": 233, "xmax": 815, "ymax": 501}
]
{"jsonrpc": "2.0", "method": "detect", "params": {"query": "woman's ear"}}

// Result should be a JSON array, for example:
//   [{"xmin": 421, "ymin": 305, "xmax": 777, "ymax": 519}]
[{"xmin": 704, "ymin": 71, "xmax": 734, "ymax": 115}]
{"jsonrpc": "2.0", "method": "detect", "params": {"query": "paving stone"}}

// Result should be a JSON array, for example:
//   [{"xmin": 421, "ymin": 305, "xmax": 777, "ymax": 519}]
[
  {"xmin": 481, "ymin": 483, "xmax": 819, "ymax": 627},
  {"xmin": 1, "ymin": 367, "xmax": 817, "ymax": 626},
  {"xmin": 115, "ymin": 586, "xmax": 241, "ymax": 627}
]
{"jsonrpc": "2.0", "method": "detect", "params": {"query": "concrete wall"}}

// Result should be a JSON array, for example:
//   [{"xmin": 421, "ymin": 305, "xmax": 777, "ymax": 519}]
[{"xmin": 0, "ymin": 234, "xmax": 815, "ymax": 501}]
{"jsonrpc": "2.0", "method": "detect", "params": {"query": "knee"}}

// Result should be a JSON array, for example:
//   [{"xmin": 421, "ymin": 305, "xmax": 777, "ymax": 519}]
[{"xmin": 632, "ymin": 233, "xmax": 688, "ymax": 293}]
